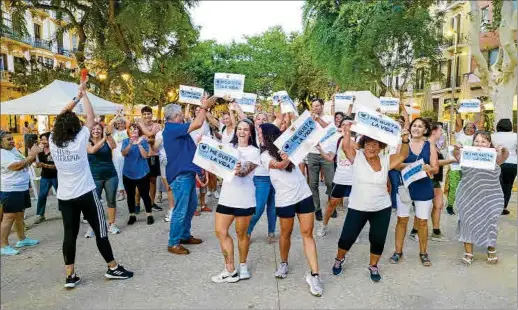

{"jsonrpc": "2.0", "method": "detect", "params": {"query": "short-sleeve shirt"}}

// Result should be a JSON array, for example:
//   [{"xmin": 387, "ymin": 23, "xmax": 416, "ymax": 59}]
[
  {"xmin": 163, "ymin": 122, "xmax": 201, "ymax": 184},
  {"xmin": 155, "ymin": 130, "xmax": 167, "ymax": 162},
  {"xmin": 122, "ymin": 138, "xmax": 150, "ymax": 180},
  {"xmin": 88, "ymin": 141, "xmax": 117, "ymax": 181},
  {"xmin": 323, "ymin": 137, "xmax": 353, "ymax": 185},
  {"xmin": 492, "ymin": 132, "xmax": 518, "ymax": 164},
  {"xmin": 1, "ymin": 148, "xmax": 30, "ymax": 192},
  {"xmin": 455, "ymin": 131, "xmax": 474, "ymax": 146},
  {"xmin": 38, "ymin": 150, "xmax": 57, "ymax": 179},
  {"xmin": 50, "ymin": 126, "xmax": 96, "ymax": 200}
]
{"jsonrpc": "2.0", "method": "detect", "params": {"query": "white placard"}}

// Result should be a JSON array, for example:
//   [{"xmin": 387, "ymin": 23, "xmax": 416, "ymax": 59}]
[
  {"xmin": 319, "ymin": 125, "xmax": 340, "ymax": 145},
  {"xmin": 179, "ymin": 85, "xmax": 204, "ymax": 105},
  {"xmin": 401, "ymin": 159, "xmax": 427, "ymax": 188},
  {"xmin": 235, "ymin": 93, "xmax": 257, "ymax": 113},
  {"xmin": 448, "ymin": 145, "xmax": 460, "ymax": 169},
  {"xmin": 274, "ymin": 110, "xmax": 327, "ymax": 165},
  {"xmin": 460, "ymin": 146, "xmax": 497, "ymax": 170},
  {"xmin": 214, "ymin": 73, "xmax": 245, "ymax": 99},
  {"xmin": 379, "ymin": 97, "xmax": 400, "ymax": 113},
  {"xmin": 351, "ymin": 106, "xmax": 401, "ymax": 146},
  {"xmin": 458, "ymin": 99, "xmax": 481, "ymax": 113},
  {"xmin": 193, "ymin": 136, "xmax": 239, "ymax": 180},
  {"xmin": 334, "ymin": 93, "xmax": 354, "ymax": 113},
  {"xmin": 272, "ymin": 90, "xmax": 298, "ymax": 114}
]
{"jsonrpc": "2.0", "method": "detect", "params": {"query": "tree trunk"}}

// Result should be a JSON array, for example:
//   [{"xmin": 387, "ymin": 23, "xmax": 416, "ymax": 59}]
[
  {"xmin": 157, "ymin": 99, "xmax": 164, "ymax": 123},
  {"xmin": 491, "ymin": 66, "xmax": 518, "ymax": 126}
]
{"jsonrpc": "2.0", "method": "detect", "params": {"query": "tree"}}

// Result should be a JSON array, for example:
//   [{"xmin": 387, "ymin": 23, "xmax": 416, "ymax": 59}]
[
  {"xmin": 468, "ymin": 0, "xmax": 517, "ymax": 125},
  {"xmin": 303, "ymin": 0, "xmax": 443, "ymax": 97}
]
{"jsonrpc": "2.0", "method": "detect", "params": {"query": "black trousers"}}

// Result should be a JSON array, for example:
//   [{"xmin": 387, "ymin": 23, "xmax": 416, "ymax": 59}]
[
  {"xmin": 500, "ymin": 163, "xmax": 517, "ymax": 209},
  {"xmin": 338, "ymin": 207, "xmax": 392, "ymax": 256},
  {"xmin": 123, "ymin": 175, "xmax": 152, "ymax": 214},
  {"xmin": 59, "ymin": 190, "xmax": 114, "ymax": 265}
]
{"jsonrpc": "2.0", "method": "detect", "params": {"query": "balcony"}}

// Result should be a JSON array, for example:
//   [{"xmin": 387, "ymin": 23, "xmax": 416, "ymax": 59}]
[
  {"xmin": 444, "ymin": 33, "xmax": 468, "ymax": 49},
  {"xmin": 56, "ymin": 47, "xmax": 74, "ymax": 58},
  {"xmin": 33, "ymin": 38, "xmax": 53, "ymax": 51},
  {"xmin": 1, "ymin": 27, "xmax": 33, "ymax": 48}
]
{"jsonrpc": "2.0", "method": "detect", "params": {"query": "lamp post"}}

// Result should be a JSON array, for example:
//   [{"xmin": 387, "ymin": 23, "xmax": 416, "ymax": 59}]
[{"xmin": 447, "ymin": 29, "xmax": 458, "ymax": 144}]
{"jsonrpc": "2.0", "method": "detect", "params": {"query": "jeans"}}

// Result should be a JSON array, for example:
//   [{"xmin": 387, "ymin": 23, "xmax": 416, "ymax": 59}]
[
  {"xmin": 248, "ymin": 176, "xmax": 276, "ymax": 235},
  {"xmin": 94, "ymin": 176, "xmax": 118, "ymax": 209},
  {"xmin": 388, "ymin": 169, "xmax": 400, "ymax": 209},
  {"xmin": 168, "ymin": 172, "xmax": 198, "ymax": 247},
  {"xmin": 307, "ymin": 153, "xmax": 335, "ymax": 211},
  {"xmin": 500, "ymin": 163, "xmax": 517, "ymax": 209},
  {"xmin": 36, "ymin": 177, "xmax": 58, "ymax": 216}
]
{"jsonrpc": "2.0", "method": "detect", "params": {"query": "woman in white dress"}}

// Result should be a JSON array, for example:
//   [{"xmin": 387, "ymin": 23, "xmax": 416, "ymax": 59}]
[{"xmin": 109, "ymin": 113, "xmax": 129, "ymax": 201}]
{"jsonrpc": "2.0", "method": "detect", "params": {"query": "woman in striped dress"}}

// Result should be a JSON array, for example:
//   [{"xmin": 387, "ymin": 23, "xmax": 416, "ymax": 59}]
[{"xmin": 453, "ymin": 131, "xmax": 509, "ymax": 265}]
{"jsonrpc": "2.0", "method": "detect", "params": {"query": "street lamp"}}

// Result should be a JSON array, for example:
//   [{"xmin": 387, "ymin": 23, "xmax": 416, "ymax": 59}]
[
  {"xmin": 446, "ymin": 28, "xmax": 459, "ymax": 143},
  {"xmin": 98, "ymin": 72, "xmax": 107, "ymax": 81}
]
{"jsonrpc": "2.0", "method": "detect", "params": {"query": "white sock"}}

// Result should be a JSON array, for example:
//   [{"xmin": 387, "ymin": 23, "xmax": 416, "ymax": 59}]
[{"xmin": 110, "ymin": 264, "xmax": 119, "ymax": 271}]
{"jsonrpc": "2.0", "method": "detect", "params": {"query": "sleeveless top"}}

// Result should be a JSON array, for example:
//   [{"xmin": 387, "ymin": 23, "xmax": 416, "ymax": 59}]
[
  {"xmin": 433, "ymin": 150, "xmax": 444, "ymax": 182},
  {"xmin": 88, "ymin": 141, "xmax": 117, "ymax": 181},
  {"xmin": 403, "ymin": 140, "xmax": 434, "ymax": 201}
]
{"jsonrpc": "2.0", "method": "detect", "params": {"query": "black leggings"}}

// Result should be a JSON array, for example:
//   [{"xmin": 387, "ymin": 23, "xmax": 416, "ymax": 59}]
[
  {"xmin": 500, "ymin": 163, "xmax": 517, "ymax": 209},
  {"xmin": 59, "ymin": 190, "xmax": 114, "ymax": 265},
  {"xmin": 123, "ymin": 175, "xmax": 152, "ymax": 214},
  {"xmin": 338, "ymin": 207, "xmax": 392, "ymax": 256}
]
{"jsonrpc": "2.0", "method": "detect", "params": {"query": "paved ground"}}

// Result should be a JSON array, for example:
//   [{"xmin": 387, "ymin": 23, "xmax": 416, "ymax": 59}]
[{"xmin": 1, "ymin": 186, "xmax": 516, "ymax": 309}]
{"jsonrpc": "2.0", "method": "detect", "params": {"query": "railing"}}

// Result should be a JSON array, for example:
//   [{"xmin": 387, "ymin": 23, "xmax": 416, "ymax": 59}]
[
  {"xmin": 33, "ymin": 38, "xmax": 53, "ymax": 50},
  {"xmin": 57, "ymin": 47, "xmax": 73, "ymax": 57},
  {"xmin": 1, "ymin": 26, "xmax": 33, "ymax": 46},
  {"xmin": 444, "ymin": 33, "xmax": 467, "ymax": 47}
]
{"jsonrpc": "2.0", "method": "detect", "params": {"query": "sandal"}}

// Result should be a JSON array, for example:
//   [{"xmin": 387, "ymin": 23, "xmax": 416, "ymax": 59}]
[
  {"xmin": 389, "ymin": 252, "xmax": 403, "ymax": 264},
  {"xmin": 419, "ymin": 253, "xmax": 432, "ymax": 267},
  {"xmin": 461, "ymin": 252, "xmax": 473, "ymax": 265},
  {"xmin": 487, "ymin": 250, "xmax": 498, "ymax": 264}
]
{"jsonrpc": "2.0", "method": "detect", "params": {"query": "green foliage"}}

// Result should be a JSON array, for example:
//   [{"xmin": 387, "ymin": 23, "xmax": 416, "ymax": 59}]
[
  {"xmin": 11, "ymin": 58, "xmax": 77, "ymax": 93},
  {"xmin": 420, "ymin": 110, "xmax": 438, "ymax": 121}
]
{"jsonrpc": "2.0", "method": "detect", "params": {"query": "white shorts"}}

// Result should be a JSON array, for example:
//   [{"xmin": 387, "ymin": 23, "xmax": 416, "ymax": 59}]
[
  {"xmin": 396, "ymin": 195, "xmax": 433, "ymax": 220},
  {"xmin": 160, "ymin": 159, "xmax": 167, "ymax": 179}
]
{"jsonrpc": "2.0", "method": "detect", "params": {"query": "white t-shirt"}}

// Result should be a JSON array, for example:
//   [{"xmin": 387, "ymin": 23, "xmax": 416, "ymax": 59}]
[
  {"xmin": 50, "ymin": 126, "xmax": 96, "ymax": 200},
  {"xmin": 155, "ymin": 130, "xmax": 167, "ymax": 162},
  {"xmin": 1, "ymin": 148, "xmax": 30, "ymax": 192},
  {"xmin": 322, "ymin": 137, "xmax": 353, "ymax": 185},
  {"xmin": 455, "ymin": 131, "xmax": 474, "ymax": 146},
  {"xmin": 254, "ymin": 133, "xmax": 269, "ymax": 177},
  {"xmin": 261, "ymin": 152, "xmax": 312, "ymax": 207},
  {"xmin": 218, "ymin": 145, "xmax": 261, "ymax": 209},
  {"xmin": 492, "ymin": 132, "xmax": 517, "ymax": 164},
  {"xmin": 220, "ymin": 125, "xmax": 235, "ymax": 145},
  {"xmin": 309, "ymin": 115, "xmax": 335, "ymax": 154},
  {"xmin": 189, "ymin": 121, "xmax": 210, "ymax": 145},
  {"xmin": 348, "ymin": 150, "xmax": 391, "ymax": 212},
  {"xmin": 112, "ymin": 129, "xmax": 128, "ymax": 158}
]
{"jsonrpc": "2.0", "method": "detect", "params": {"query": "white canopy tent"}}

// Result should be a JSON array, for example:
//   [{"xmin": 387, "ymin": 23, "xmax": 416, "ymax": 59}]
[{"xmin": 0, "ymin": 80, "xmax": 123, "ymax": 115}]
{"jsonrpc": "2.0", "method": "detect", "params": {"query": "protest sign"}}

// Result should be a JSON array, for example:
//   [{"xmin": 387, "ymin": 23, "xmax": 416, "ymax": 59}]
[
  {"xmin": 458, "ymin": 99, "xmax": 481, "ymax": 113},
  {"xmin": 351, "ymin": 106, "xmax": 401, "ymax": 146},
  {"xmin": 179, "ymin": 85, "xmax": 204, "ymax": 105},
  {"xmin": 460, "ymin": 146, "xmax": 497, "ymax": 170},
  {"xmin": 235, "ymin": 93, "xmax": 257, "ymax": 113},
  {"xmin": 274, "ymin": 110, "xmax": 327, "ymax": 165},
  {"xmin": 214, "ymin": 73, "xmax": 245, "ymax": 99},
  {"xmin": 193, "ymin": 136, "xmax": 239, "ymax": 180},
  {"xmin": 401, "ymin": 159, "xmax": 427, "ymax": 188},
  {"xmin": 319, "ymin": 125, "xmax": 340, "ymax": 145},
  {"xmin": 272, "ymin": 90, "xmax": 298, "ymax": 114},
  {"xmin": 379, "ymin": 97, "xmax": 400, "ymax": 114},
  {"xmin": 334, "ymin": 93, "xmax": 354, "ymax": 113}
]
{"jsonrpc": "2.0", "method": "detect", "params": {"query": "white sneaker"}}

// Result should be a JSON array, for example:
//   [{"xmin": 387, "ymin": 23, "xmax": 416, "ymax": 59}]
[
  {"xmin": 84, "ymin": 227, "xmax": 95, "ymax": 238},
  {"xmin": 239, "ymin": 263, "xmax": 251, "ymax": 280},
  {"xmin": 275, "ymin": 262, "xmax": 289, "ymax": 279},
  {"xmin": 211, "ymin": 269, "xmax": 240, "ymax": 283},
  {"xmin": 108, "ymin": 224, "xmax": 121, "ymax": 234},
  {"xmin": 214, "ymin": 191, "xmax": 220, "ymax": 199},
  {"xmin": 82, "ymin": 217, "xmax": 88, "ymax": 224},
  {"xmin": 164, "ymin": 209, "xmax": 172, "ymax": 222},
  {"xmin": 316, "ymin": 224, "xmax": 327, "ymax": 237},
  {"xmin": 355, "ymin": 236, "xmax": 361, "ymax": 244},
  {"xmin": 207, "ymin": 191, "xmax": 213, "ymax": 197},
  {"xmin": 305, "ymin": 273, "xmax": 323, "ymax": 297},
  {"xmin": 409, "ymin": 233, "xmax": 419, "ymax": 242}
]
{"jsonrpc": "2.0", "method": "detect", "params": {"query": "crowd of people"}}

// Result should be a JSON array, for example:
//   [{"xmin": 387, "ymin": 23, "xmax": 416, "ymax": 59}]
[{"xmin": 0, "ymin": 82, "xmax": 516, "ymax": 297}]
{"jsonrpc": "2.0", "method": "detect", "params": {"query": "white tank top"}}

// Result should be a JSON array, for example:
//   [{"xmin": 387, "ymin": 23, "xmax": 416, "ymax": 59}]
[{"xmin": 220, "ymin": 127, "xmax": 234, "ymax": 145}]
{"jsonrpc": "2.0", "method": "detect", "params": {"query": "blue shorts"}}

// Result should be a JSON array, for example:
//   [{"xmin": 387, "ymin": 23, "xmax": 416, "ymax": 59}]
[
  {"xmin": 330, "ymin": 183, "xmax": 352, "ymax": 199},
  {"xmin": 0, "ymin": 190, "xmax": 31, "ymax": 213},
  {"xmin": 276, "ymin": 196, "xmax": 315, "ymax": 218},
  {"xmin": 216, "ymin": 205, "xmax": 255, "ymax": 217}
]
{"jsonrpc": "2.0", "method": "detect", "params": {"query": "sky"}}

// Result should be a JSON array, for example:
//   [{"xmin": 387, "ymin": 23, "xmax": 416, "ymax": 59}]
[{"xmin": 190, "ymin": 1, "xmax": 304, "ymax": 43}]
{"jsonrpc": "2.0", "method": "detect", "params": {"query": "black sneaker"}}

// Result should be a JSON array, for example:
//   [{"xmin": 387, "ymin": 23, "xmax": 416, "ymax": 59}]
[
  {"xmin": 315, "ymin": 210, "xmax": 323, "ymax": 221},
  {"xmin": 502, "ymin": 209, "xmax": 510, "ymax": 215},
  {"xmin": 105, "ymin": 265, "xmax": 134, "ymax": 280},
  {"xmin": 446, "ymin": 207, "xmax": 455, "ymax": 215},
  {"xmin": 147, "ymin": 215, "xmax": 154, "ymax": 225},
  {"xmin": 64, "ymin": 274, "xmax": 81, "ymax": 289},
  {"xmin": 368, "ymin": 265, "xmax": 381, "ymax": 282},
  {"xmin": 152, "ymin": 204, "xmax": 163, "ymax": 211},
  {"xmin": 127, "ymin": 215, "xmax": 137, "ymax": 225},
  {"xmin": 331, "ymin": 210, "xmax": 338, "ymax": 218}
]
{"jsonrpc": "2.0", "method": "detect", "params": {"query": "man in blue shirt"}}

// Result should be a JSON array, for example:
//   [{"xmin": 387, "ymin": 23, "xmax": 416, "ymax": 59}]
[{"xmin": 163, "ymin": 96, "xmax": 215, "ymax": 255}]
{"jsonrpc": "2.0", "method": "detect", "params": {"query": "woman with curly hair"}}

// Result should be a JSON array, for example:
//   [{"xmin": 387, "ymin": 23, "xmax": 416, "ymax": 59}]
[
  {"xmin": 109, "ymin": 113, "xmax": 129, "ymax": 201},
  {"xmin": 49, "ymin": 83, "xmax": 133, "ymax": 289}
]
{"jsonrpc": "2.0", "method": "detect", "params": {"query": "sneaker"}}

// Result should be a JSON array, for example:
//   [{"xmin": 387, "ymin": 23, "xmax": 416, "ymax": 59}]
[
  {"xmin": 316, "ymin": 224, "xmax": 327, "ymax": 237},
  {"xmin": 147, "ymin": 215, "xmax": 154, "ymax": 225},
  {"xmin": 156, "ymin": 194, "xmax": 163, "ymax": 203},
  {"xmin": 331, "ymin": 209, "xmax": 338, "ymax": 218},
  {"xmin": 431, "ymin": 233, "xmax": 448, "ymax": 242},
  {"xmin": 127, "ymin": 215, "xmax": 137, "ymax": 225},
  {"xmin": 34, "ymin": 216, "xmax": 46, "ymax": 224},
  {"xmin": 15, "ymin": 237, "xmax": 39, "ymax": 248},
  {"xmin": 315, "ymin": 210, "xmax": 323, "ymax": 222},
  {"xmin": 82, "ymin": 217, "xmax": 88, "ymax": 224},
  {"xmin": 211, "ymin": 269, "xmax": 240, "ymax": 283},
  {"xmin": 275, "ymin": 262, "xmax": 289, "ymax": 279},
  {"xmin": 84, "ymin": 227, "xmax": 95, "ymax": 238},
  {"xmin": 332, "ymin": 258, "xmax": 345, "ymax": 276},
  {"xmin": 135, "ymin": 206, "xmax": 141, "ymax": 214},
  {"xmin": 368, "ymin": 265, "xmax": 381, "ymax": 282},
  {"xmin": 167, "ymin": 245, "xmax": 190, "ymax": 255},
  {"xmin": 214, "ymin": 191, "xmax": 220, "ymax": 199},
  {"xmin": 201, "ymin": 206, "xmax": 212, "ymax": 212},
  {"xmin": 305, "ymin": 273, "xmax": 323, "ymax": 297},
  {"xmin": 502, "ymin": 209, "xmax": 510, "ymax": 215},
  {"xmin": 64, "ymin": 274, "xmax": 81, "ymax": 289},
  {"xmin": 409, "ymin": 232, "xmax": 419, "ymax": 242},
  {"xmin": 194, "ymin": 211, "xmax": 201, "ymax": 216},
  {"xmin": 389, "ymin": 252, "xmax": 403, "ymax": 264},
  {"xmin": 268, "ymin": 232, "xmax": 276, "ymax": 244},
  {"xmin": 1, "ymin": 246, "xmax": 20, "ymax": 256},
  {"xmin": 116, "ymin": 192, "xmax": 125, "ymax": 201},
  {"xmin": 446, "ymin": 207, "xmax": 455, "ymax": 215},
  {"xmin": 239, "ymin": 263, "xmax": 251, "ymax": 280},
  {"xmin": 105, "ymin": 265, "xmax": 134, "ymax": 280},
  {"xmin": 108, "ymin": 224, "xmax": 121, "ymax": 234},
  {"xmin": 152, "ymin": 204, "xmax": 163, "ymax": 211},
  {"xmin": 164, "ymin": 209, "xmax": 172, "ymax": 222},
  {"xmin": 207, "ymin": 191, "xmax": 213, "ymax": 197}
]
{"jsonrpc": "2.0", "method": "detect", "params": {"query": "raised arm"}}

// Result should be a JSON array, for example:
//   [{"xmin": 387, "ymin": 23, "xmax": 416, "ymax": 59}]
[
  {"xmin": 231, "ymin": 101, "xmax": 247, "ymax": 121},
  {"xmin": 455, "ymin": 106, "xmax": 463, "ymax": 133},
  {"xmin": 389, "ymin": 130, "xmax": 410, "ymax": 170},
  {"xmin": 478, "ymin": 104, "xmax": 485, "ymax": 130},
  {"xmin": 81, "ymin": 88, "xmax": 95, "ymax": 130},
  {"xmin": 341, "ymin": 122, "xmax": 357, "ymax": 162},
  {"xmin": 8, "ymin": 145, "xmax": 41, "ymax": 171},
  {"xmin": 188, "ymin": 95, "xmax": 216, "ymax": 133},
  {"xmin": 316, "ymin": 144, "xmax": 335, "ymax": 162},
  {"xmin": 206, "ymin": 111, "xmax": 220, "ymax": 129},
  {"xmin": 399, "ymin": 102, "xmax": 410, "ymax": 130},
  {"xmin": 496, "ymin": 146, "xmax": 509, "ymax": 166}
]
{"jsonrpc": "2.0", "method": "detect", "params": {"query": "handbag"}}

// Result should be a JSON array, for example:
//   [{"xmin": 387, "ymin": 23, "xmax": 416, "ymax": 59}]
[{"xmin": 398, "ymin": 143, "xmax": 426, "ymax": 203}]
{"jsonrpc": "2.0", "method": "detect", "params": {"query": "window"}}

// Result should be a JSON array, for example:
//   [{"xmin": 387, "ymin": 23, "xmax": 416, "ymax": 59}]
[
  {"xmin": 0, "ymin": 54, "xmax": 7, "ymax": 71},
  {"xmin": 446, "ymin": 59, "xmax": 452, "ymax": 88},
  {"xmin": 57, "ymin": 32, "xmax": 63, "ymax": 50},
  {"xmin": 33, "ymin": 23, "xmax": 42, "ymax": 39},
  {"xmin": 488, "ymin": 48, "xmax": 499, "ymax": 66},
  {"xmin": 71, "ymin": 35, "xmax": 77, "ymax": 49},
  {"xmin": 43, "ymin": 57, "xmax": 54, "ymax": 68},
  {"xmin": 481, "ymin": 6, "xmax": 490, "ymax": 23},
  {"xmin": 433, "ymin": 98, "xmax": 439, "ymax": 113},
  {"xmin": 415, "ymin": 68, "xmax": 425, "ymax": 91}
]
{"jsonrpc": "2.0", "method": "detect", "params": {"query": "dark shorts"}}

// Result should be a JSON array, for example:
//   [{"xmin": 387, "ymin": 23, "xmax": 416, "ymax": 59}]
[
  {"xmin": 147, "ymin": 156, "xmax": 161, "ymax": 177},
  {"xmin": 276, "ymin": 196, "xmax": 315, "ymax": 218},
  {"xmin": 432, "ymin": 180, "xmax": 441, "ymax": 188},
  {"xmin": 0, "ymin": 190, "xmax": 31, "ymax": 213},
  {"xmin": 330, "ymin": 183, "xmax": 352, "ymax": 199},
  {"xmin": 216, "ymin": 205, "xmax": 255, "ymax": 217}
]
